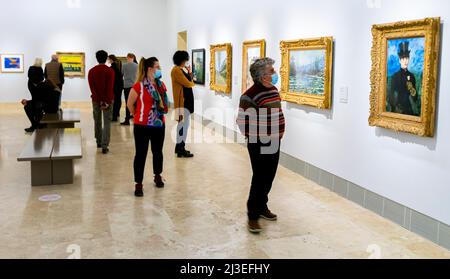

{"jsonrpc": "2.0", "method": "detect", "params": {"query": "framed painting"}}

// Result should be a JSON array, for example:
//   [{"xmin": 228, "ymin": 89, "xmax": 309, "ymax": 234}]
[
  {"xmin": 210, "ymin": 43, "xmax": 232, "ymax": 94},
  {"xmin": 280, "ymin": 37, "xmax": 333, "ymax": 109},
  {"xmin": 1, "ymin": 54, "xmax": 24, "ymax": 73},
  {"xmin": 242, "ymin": 39, "xmax": 266, "ymax": 93},
  {"xmin": 369, "ymin": 17, "xmax": 440, "ymax": 137},
  {"xmin": 56, "ymin": 52, "xmax": 85, "ymax": 77},
  {"xmin": 192, "ymin": 48, "xmax": 205, "ymax": 85}
]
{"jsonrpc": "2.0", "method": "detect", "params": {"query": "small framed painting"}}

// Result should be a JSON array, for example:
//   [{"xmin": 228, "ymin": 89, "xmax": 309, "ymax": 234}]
[
  {"xmin": 192, "ymin": 49, "xmax": 206, "ymax": 85},
  {"xmin": 1, "ymin": 54, "xmax": 24, "ymax": 73},
  {"xmin": 369, "ymin": 17, "xmax": 441, "ymax": 137},
  {"xmin": 280, "ymin": 37, "xmax": 333, "ymax": 109},
  {"xmin": 210, "ymin": 43, "xmax": 232, "ymax": 94},
  {"xmin": 57, "ymin": 52, "xmax": 85, "ymax": 77},
  {"xmin": 242, "ymin": 40, "xmax": 266, "ymax": 93}
]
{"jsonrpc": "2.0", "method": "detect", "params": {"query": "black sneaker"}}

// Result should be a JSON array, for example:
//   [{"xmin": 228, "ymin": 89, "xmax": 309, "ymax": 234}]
[
  {"xmin": 120, "ymin": 121, "xmax": 130, "ymax": 126},
  {"xmin": 154, "ymin": 175, "xmax": 165, "ymax": 188},
  {"xmin": 24, "ymin": 127, "xmax": 35, "ymax": 133},
  {"xmin": 177, "ymin": 150, "xmax": 194, "ymax": 158},
  {"xmin": 97, "ymin": 144, "xmax": 101, "ymax": 148},
  {"xmin": 134, "ymin": 184, "xmax": 144, "ymax": 197},
  {"xmin": 102, "ymin": 147, "xmax": 109, "ymax": 154}
]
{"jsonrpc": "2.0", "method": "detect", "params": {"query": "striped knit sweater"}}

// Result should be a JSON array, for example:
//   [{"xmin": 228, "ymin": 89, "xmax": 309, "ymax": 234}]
[{"xmin": 237, "ymin": 83, "xmax": 285, "ymax": 139}]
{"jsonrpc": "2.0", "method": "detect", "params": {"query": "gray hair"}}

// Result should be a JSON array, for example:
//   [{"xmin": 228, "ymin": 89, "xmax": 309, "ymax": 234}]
[
  {"xmin": 250, "ymin": 57, "xmax": 275, "ymax": 84},
  {"xmin": 34, "ymin": 58, "xmax": 43, "ymax": 67},
  {"xmin": 51, "ymin": 54, "xmax": 59, "ymax": 62}
]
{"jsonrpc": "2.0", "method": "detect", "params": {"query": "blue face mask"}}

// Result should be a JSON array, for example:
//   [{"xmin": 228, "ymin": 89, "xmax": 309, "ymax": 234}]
[
  {"xmin": 271, "ymin": 73, "xmax": 279, "ymax": 85},
  {"xmin": 154, "ymin": 69, "xmax": 162, "ymax": 79}
]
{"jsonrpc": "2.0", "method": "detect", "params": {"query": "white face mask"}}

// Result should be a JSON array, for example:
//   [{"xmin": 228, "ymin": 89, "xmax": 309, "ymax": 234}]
[{"xmin": 185, "ymin": 61, "xmax": 190, "ymax": 68}]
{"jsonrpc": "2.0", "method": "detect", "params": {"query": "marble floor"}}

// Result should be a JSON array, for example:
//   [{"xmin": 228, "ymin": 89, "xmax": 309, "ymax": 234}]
[{"xmin": 0, "ymin": 102, "xmax": 449, "ymax": 259}]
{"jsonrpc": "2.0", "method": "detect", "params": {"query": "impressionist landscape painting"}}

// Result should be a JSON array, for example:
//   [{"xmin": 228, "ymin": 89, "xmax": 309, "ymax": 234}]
[
  {"xmin": 244, "ymin": 46, "xmax": 262, "ymax": 90},
  {"xmin": 215, "ymin": 49, "xmax": 227, "ymax": 86},
  {"xmin": 288, "ymin": 49, "xmax": 326, "ymax": 95},
  {"xmin": 192, "ymin": 49, "xmax": 205, "ymax": 85}
]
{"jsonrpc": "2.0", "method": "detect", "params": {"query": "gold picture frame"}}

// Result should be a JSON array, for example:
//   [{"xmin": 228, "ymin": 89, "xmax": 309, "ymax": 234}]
[
  {"xmin": 210, "ymin": 43, "xmax": 232, "ymax": 94},
  {"xmin": 280, "ymin": 37, "xmax": 333, "ymax": 109},
  {"xmin": 369, "ymin": 17, "xmax": 440, "ymax": 137},
  {"xmin": 56, "ymin": 52, "xmax": 85, "ymax": 78},
  {"xmin": 242, "ymin": 39, "xmax": 266, "ymax": 93}
]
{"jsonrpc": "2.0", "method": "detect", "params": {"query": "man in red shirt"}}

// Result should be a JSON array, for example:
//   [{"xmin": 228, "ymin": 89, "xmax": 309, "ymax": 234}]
[{"xmin": 88, "ymin": 50, "xmax": 115, "ymax": 154}]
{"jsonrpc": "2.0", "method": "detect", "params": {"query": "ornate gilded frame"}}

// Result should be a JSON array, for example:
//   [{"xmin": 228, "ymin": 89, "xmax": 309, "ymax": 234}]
[
  {"xmin": 280, "ymin": 37, "xmax": 333, "ymax": 109},
  {"xmin": 56, "ymin": 52, "xmax": 86, "ymax": 78},
  {"xmin": 369, "ymin": 17, "xmax": 440, "ymax": 137},
  {"xmin": 210, "ymin": 43, "xmax": 232, "ymax": 94},
  {"xmin": 242, "ymin": 39, "xmax": 266, "ymax": 93}
]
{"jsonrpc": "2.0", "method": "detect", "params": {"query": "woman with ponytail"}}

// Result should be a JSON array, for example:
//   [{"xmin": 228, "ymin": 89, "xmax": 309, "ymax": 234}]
[{"xmin": 127, "ymin": 57, "xmax": 169, "ymax": 196}]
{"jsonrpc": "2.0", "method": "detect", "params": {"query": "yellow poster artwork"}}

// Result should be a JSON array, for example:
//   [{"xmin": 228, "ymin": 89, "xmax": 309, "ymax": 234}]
[{"xmin": 57, "ymin": 52, "xmax": 85, "ymax": 77}]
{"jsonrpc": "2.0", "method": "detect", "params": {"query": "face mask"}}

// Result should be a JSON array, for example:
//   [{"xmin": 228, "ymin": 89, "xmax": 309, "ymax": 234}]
[
  {"xmin": 154, "ymin": 69, "xmax": 162, "ymax": 79},
  {"xmin": 271, "ymin": 73, "xmax": 279, "ymax": 85}
]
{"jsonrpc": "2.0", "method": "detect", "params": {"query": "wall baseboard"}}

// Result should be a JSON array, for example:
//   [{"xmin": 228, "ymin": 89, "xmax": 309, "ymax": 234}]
[{"xmin": 195, "ymin": 114, "xmax": 450, "ymax": 251}]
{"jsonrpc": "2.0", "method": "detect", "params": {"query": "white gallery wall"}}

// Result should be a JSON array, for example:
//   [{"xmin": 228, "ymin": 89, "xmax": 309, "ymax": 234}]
[
  {"xmin": 0, "ymin": 0, "xmax": 169, "ymax": 102},
  {"xmin": 167, "ymin": 0, "xmax": 450, "ymax": 225}
]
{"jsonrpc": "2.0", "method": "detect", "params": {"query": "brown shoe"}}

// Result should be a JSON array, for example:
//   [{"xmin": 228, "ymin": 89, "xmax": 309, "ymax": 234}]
[
  {"xmin": 134, "ymin": 183, "xmax": 144, "ymax": 197},
  {"xmin": 154, "ymin": 175, "xmax": 165, "ymax": 188},
  {"xmin": 248, "ymin": 220, "xmax": 262, "ymax": 233},
  {"xmin": 260, "ymin": 209, "xmax": 277, "ymax": 221}
]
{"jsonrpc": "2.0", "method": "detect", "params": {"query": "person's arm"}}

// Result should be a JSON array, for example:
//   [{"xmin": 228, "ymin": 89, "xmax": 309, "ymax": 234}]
[
  {"xmin": 39, "ymin": 67, "xmax": 44, "ymax": 81},
  {"xmin": 59, "ymin": 64, "xmax": 65, "ymax": 84},
  {"xmin": 88, "ymin": 70, "xmax": 96, "ymax": 98},
  {"xmin": 173, "ymin": 67, "xmax": 195, "ymax": 88},
  {"xmin": 127, "ymin": 88, "xmax": 138, "ymax": 116},
  {"xmin": 107, "ymin": 69, "xmax": 115, "ymax": 104}
]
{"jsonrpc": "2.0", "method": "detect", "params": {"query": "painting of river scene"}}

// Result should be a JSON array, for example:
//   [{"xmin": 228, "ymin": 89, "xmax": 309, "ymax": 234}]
[{"xmin": 288, "ymin": 49, "xmax": 326, "ymax": 95}]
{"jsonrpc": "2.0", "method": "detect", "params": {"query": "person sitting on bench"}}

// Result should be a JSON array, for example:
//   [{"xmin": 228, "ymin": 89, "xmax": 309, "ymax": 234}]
[{"xmin": 22, "ymin": 80, "xmax": 62, "ymax": 133}]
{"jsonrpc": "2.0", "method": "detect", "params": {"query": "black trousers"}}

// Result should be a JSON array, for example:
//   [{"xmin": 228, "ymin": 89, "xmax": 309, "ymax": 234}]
[
  {"xmin": 133, "ymin": 124, "xmax": 165, "ymax": 184},
  {"xmin": 247, "ymin": 140, "xmax": 280, "ymax": 220},
  {"xmin": 113, "ymin": 88, "xmax": 122, "ymax": 119},
  {"xmin": 123, "ymin": 88, "xmax": 132, "ymax": 121},
  {"xmin": 24, "ymin": 100, "xmax": 44, "ymax": 128}
]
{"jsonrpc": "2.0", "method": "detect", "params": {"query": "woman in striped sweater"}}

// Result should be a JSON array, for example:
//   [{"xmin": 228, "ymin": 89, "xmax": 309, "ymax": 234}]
[{"xmin": 237, "ymin": 57, "xmax": 285, "ymax": 233}]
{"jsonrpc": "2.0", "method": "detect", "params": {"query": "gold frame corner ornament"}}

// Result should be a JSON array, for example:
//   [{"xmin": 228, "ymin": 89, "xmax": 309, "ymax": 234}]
[
  {"xmin": 241, "ymin": 39, "xmax": 266, "ymax": 93},
  {"xmin": 279, "ymin": 36, "xmax": 334, "ymax": 109},
  {"xmin": 210, "ymin": 43, "xmax": 232, "ymax": 94},
  {"xmin": 56, "ymin": 52, "xmax": 86, "ymax": 78},
  {"xmin": 369, "ymin": 17, "xmax": 440, "ymax": 137}
]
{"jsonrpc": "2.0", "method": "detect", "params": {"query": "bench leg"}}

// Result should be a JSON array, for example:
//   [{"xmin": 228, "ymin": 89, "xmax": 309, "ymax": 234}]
[
  {"xmin": 52, "ymin": 160, "xmax": 74, "ymax": 185},
  {"xmin": 31, "ymin": 161, "xmax": 52, "ymax": 186}
]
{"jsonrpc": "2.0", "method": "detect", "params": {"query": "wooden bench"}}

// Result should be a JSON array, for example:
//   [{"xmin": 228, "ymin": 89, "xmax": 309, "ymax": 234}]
[
  {"xmin": 17, "ymin": 128, "xmax": 82, "ymax": 186},
  {"xmin": 41, "ymin": 109, "xmax": 81, "ymax": 129}
]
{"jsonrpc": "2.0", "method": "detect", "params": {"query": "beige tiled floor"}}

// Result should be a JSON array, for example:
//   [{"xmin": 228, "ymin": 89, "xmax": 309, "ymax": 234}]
[{"xmin": 0, "ymin": 102, "xmax": 449, "ymax": 259}]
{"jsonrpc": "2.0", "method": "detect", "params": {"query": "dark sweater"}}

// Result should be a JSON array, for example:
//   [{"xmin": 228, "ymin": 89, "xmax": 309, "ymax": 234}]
[
  {"xmin": 111, "ymin": 62, "xmax": 124, "ymax": 92},
  {"xmin": 28, "ymin": 66, "xmax": 44, "ymax": 84},
  {"xmin": 237, "ymin": 83, "xmax": 285, "ymax": 139},
  {"xmin": 88, "ymin": 64, "xmax": 115, "ymax": 104}
]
